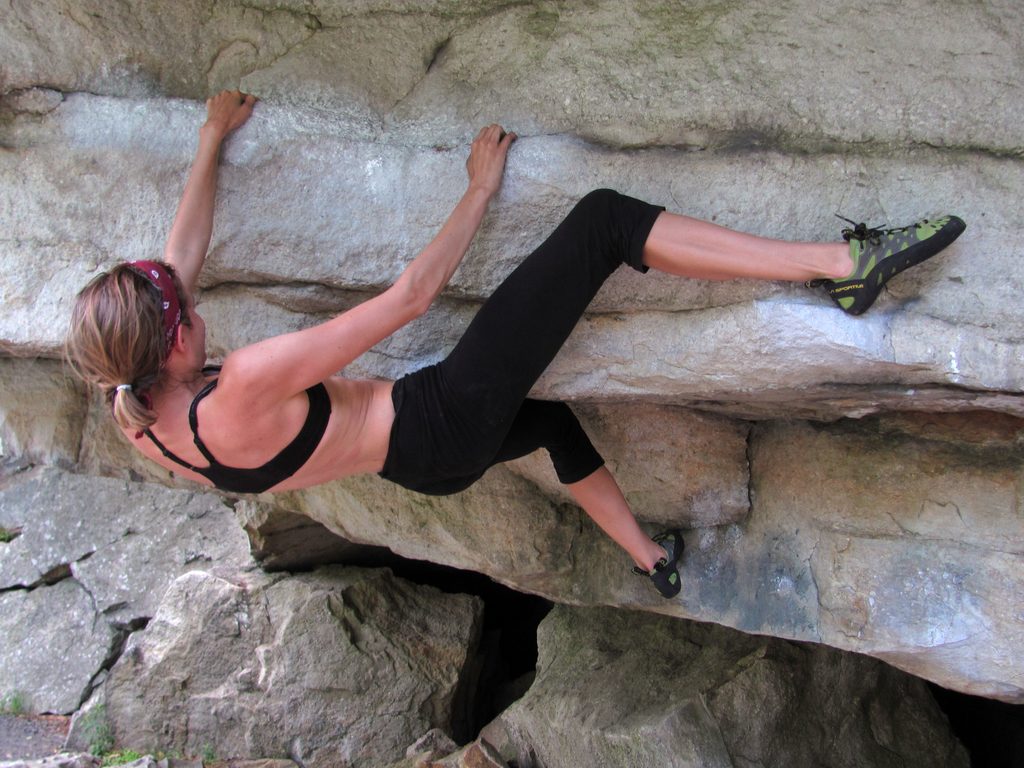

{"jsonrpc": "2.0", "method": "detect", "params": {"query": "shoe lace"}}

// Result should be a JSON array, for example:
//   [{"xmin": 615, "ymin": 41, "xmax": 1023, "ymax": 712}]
[
  {"xmin": 836, "ymin": 214, "xmax": 884, "ymax": 246},
  {"xmin": 631, "ymin": 556, "xmax": 668, "ymax": 577},
  {"xmin": 838, "ymin": 214, "xmax": 930, "ymax": 244}
]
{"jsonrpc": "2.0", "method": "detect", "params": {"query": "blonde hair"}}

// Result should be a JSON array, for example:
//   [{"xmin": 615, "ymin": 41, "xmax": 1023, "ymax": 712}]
[{"xmin": 65, "ymin": 262, "xmax": 189, "ymax": 432}]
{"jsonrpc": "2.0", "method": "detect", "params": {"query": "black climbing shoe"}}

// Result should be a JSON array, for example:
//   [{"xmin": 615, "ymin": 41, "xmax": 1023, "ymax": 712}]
[
  {"xmin": 632, "ymin": 529, "xmax": 684, "ymax": 598},
  {"xmin": 807, "ymin": 214, "xmax": 966, "ymax": 315}
]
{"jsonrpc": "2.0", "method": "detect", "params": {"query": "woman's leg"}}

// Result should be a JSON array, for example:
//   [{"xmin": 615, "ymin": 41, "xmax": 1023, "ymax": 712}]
[
  {"xmin": 641, "ymin": 212, "xmax": 852, "ymax": 281},
  {"xmin": 487, "ymin": 399, "xmax": 665, "ymax": 570},
  {"xmin": 568, "ymin": 467, "xmax": 667, "ymax": 570},
  {"xmin": 439, "ymin": 189, "xmax": 661, "ymax": 428},
  {"xmin": 439, "ymin": 191, "xmax": 670, "ymax": 571}
]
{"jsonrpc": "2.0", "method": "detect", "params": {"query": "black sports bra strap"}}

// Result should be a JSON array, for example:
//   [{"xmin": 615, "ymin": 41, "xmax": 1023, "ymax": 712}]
[
  {"xmin": 142, "ymin": 427, "xmax": 204, "ymax": 473},
  {"xmin": 187, "ymin": 380, "xmax": 221, "ymax": 465}
]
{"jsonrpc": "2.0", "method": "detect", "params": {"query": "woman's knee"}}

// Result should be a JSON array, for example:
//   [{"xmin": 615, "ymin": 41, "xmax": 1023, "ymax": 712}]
[
  {"xmin": 540, "ymin": 402, "xmax": 604, "ymax": 484},
  {"xmin": 557, "ymin": 189, "xmax": 629, "ymax": 268},
  {"xmin": 572, "ymin": 188, "xmax": 622, "ymax": 219}
]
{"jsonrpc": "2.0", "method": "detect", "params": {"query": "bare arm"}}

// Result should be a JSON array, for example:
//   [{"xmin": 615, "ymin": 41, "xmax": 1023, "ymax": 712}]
[
  {"xmin": 220, "ymin": 124, "xmax": 517, "ymax": 405},
  {"xmin": 164, "ymin": 90, "xmax": 256, "ymax": 295},
  {"xmin": 395, "ymin": 125, "xmax": 516, "ymax": 313}
]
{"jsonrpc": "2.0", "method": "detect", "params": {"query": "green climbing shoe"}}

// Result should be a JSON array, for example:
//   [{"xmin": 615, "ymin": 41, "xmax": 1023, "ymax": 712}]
[
  {"xmin": 808, "ymin": 214, "xmax": 966, "ymax": 315},
  {"xmin": 632, "ymin": 529, "xmax": 684, "ymax": 598}
]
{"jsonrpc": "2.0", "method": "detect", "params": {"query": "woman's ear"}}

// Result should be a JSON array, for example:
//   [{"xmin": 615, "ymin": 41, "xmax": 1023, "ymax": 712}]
[{"xmin": 170, "ymin": 318, "xmax": 190, "ymax": 356}]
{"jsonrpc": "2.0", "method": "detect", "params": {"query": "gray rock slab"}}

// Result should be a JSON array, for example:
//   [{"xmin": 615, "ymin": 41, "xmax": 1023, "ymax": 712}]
[
  {"xmin": 260, "ymin": 410, "xmax": 1024, "ymax": 702},
  {"xmin": 0, "ymin": 580, "xmax": 113, "ymax": 715},
  {"xmin": 386, "ymin": 1, "xmax": 1024, "ymax": 152},
  {"xmin": 493, "ymin": 605, "xmax": 968, "ymax": 768},
  {"xmin": 733, "ymin": 415, "xmax": 1024, "ymax": 702},
  {"xmin": 0, "ymin": 467, "xmax": 252, "ymax": 623},
  {"xmin": 103, "ymin": 567, "xmax": 482, "ymax": 768}
]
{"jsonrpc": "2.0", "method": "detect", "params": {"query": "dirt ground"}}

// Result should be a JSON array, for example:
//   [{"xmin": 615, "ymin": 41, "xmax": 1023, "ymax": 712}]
[{"xmin": 0, "ymin": 714, "xmax": 70, "ymax": 761}]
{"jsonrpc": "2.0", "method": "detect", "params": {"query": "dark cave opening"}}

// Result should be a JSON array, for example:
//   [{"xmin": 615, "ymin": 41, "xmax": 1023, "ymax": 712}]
[
  {"xmin": 381, "ymin": 556, "xmax": 552, "ymax": 743},
  {"xmin": 929, "ymin": 684, "xmax": 1024, "ymax": 768}
]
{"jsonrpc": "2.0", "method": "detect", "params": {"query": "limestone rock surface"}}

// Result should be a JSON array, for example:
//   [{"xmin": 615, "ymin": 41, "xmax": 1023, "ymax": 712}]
[
  {"xmin": 2, "ymin": 0, "xmax": 1020, "ymax": 152},
  {"xmin": 0, "ymin": 580, "xmax": 113, "ymax": 716},
  {"xmin": 102, "ymin": 567, "xmax": 483, "ymax": 768},
  {"xmin": 250, "ymin": 410, "xmax": 1024, "ymax": 702},
  {"xmin": 2, "ymin": 96, "xmax": 1022, "ymax": 421},
  {"xmin": 748, "ymin": 415, "xmax": 1024, "ymax": 701},
  {"xmin": 489, "ymin": 605, "xmax": 968, "ymax": 768},
  {"xmin": 0, "ymin": 467, "xmax": 252, "ymax": 623}
]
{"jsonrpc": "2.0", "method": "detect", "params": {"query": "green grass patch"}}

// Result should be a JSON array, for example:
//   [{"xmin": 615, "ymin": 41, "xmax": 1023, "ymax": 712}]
[
  {"xmin": 0, "ymin": 691, "xmax": 26, "ymax": 715},
  {"xmin": 77, "ymin": 704, "xmax": 114, "ymax": 756},
  {"xmin": 100, "ymin": 750, "xmax": 143, "ymax": 766}
]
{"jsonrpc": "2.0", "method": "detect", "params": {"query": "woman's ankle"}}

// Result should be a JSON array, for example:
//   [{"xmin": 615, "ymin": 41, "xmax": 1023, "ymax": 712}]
[{"xmin": 821, "ymin": 243, "xmax": 854, "ymax": 280}]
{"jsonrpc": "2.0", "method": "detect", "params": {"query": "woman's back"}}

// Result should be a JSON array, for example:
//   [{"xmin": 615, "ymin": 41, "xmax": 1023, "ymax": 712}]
[{"xmin": 126, "ymin": 372, "xmax": 396, "ymax": 493}]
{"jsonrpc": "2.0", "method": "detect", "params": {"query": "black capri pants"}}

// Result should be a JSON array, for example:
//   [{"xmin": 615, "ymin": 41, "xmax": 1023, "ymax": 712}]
[{"xmin": 379, "ymin": 189, "xmax": 664, "ymax": 496}]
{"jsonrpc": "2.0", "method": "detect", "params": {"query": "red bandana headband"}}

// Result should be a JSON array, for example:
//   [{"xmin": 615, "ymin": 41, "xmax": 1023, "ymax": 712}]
[{"xmin": 126, "ymin": 260, "xmax": 182, "ymax": 358}]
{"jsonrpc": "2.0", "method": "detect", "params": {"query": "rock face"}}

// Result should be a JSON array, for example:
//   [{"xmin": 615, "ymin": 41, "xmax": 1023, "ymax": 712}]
[
  {"xmin": 1, "ymin": 0, "xmax": 1023, "ymax": 712},
  {"xmin": 489, "ymin": 605, "xmax": 969, "ymax": 768},
  {"xmin": 100, "ymin": 567, "xmax": 483, "ymax": 768},
  {"xmin": 0, "ymin": 579, "xmax": 113, "ymax": 716},
  {"xmin": 0, "ymin": 467, "xmax": 252, "ymax": 713},
  {"xmin": 747, "ymin": 416, "xmax": 1024, "ymax": 701}
]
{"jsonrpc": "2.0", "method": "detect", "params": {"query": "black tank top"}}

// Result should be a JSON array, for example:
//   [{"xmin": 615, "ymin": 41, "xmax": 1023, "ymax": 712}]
[{"xmin": 143, "ymin": 369, "xmax": 331, "ymax": 494}]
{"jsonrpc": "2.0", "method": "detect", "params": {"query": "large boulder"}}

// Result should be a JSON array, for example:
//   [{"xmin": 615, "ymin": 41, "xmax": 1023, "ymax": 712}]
[
  {"xmin": 257, "ymin": 410, "xmax": 1024, "ymax": 702},
  {"xmin": 0, "ymin": 467, "xmax": 252, "ymax": 622},
  {"xmin": 0, "ymin": 466, "xmax": 254, "ymax": 713},
  {"xmin": 99, "ymin": 567, "xmax": 483, "ymax": 768},
  {"xmin": 488, "ymin": 604, "xmax": 968, "ymax": 768},
  {"xmin": 2, "ymin": 97, "xmax": 1022, "ymax": 419}
]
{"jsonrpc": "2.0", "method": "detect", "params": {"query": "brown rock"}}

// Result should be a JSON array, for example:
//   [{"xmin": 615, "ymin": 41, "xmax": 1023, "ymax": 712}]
[{"xmin": 459, "ymin": 739, "xmax": 507, "ymax": 768}]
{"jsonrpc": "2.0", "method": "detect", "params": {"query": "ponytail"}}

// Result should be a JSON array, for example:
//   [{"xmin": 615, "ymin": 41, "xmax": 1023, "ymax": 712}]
[{"xmin": 109, "ymin": 381, "xmax": 158, "ymax": 433}]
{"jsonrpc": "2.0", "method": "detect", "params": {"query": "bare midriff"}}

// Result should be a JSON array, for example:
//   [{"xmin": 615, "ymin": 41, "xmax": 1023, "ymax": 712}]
[{"xmin": 268, "ymin": 376, "xmax": 396, "ymax": 492}]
